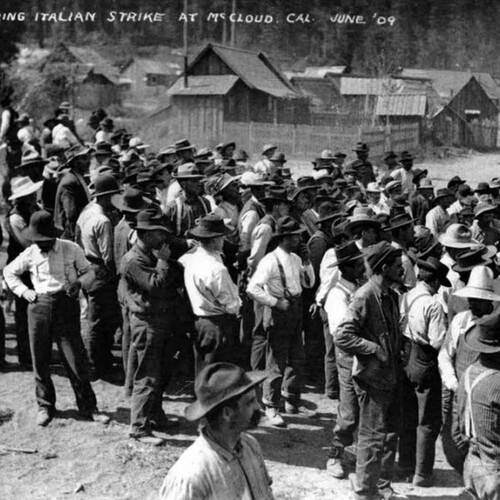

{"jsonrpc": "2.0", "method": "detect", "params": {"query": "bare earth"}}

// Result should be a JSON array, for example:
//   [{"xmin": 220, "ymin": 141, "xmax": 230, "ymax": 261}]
[{"xmin": 2, "ymin": 151, "xmax": 499, "ymax": 500}]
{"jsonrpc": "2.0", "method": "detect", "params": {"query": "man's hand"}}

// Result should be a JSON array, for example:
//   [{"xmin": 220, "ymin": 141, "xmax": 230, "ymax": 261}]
[
  {"xmin": 158, "ymin": 244, "xmax": 171, "ymax": 262},
  {"xmin": 299, "ymin": 243, "xmax": 310, "ymax": 263},
  {"xmin": 309, "ymin": 303, "xmax": 321, "ymax": 318},
  {"xmin": 22, "ymin": 290, "xmax": 37, "ymax": 303},
  {"xmin": 186, "ymin": 239, "xmax": 198, "ymax": 249},
  {"xmin": 374, "ymin": 345, "xmax": 388, "ymax": 363},
  {"xmin": 65, "ymin": 281, "xmax": 81, "ymax": 299},
  {"xmin": 275, "ymin": 298, "xmax": 290, "ymax": 311}
]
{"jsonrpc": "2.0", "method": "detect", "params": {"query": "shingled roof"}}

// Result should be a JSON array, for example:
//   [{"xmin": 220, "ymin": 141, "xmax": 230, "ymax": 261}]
[
  {"xmin": 168, "ymin": 75, "xmax": 239, "ymax": 96},
  {"xmin": 187, "ymin": 43, "xmax": 300, "ymax": 99}
]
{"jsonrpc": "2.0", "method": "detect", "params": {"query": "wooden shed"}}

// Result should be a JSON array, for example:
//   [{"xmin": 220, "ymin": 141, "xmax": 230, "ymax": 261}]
[{"xmin": 432, "ymin": 76, "xmax": 499, "ymax": 149}]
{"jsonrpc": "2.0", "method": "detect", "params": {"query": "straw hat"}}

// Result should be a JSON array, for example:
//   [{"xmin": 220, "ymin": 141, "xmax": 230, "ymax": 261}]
[
  {"xmin": 438, "ymin": 223, "xmax": 479, "ymax": 249},
  {"xmin": 454, "ymin": 265, "xmax": 500, "ymax": 301},
  {"xmin": 8, "ymin": 176, "xmax": 43, "ymax": 201}
]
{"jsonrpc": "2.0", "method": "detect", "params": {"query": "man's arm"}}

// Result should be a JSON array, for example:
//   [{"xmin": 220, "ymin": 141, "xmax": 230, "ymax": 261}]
[
  {"xmin": 3, "ymin": 246, "xmax": 33, "ymax": 298},
  {"xmin": 247, "ymin": 223, "xmax": 272, "ymax": 275},
  {"xmin": 239, "ymin": 210, "xmax": 260, "ymax": 252},
  {"xmin": 438, "ymin": 322, "xmax": 460, "ymax": 392},
  {"xmin": 247, "ymin": 256, "xmax": 278, "ymax": 307},
  {"xmin": 211, "ymin": 267, "xmax": 242, "ymax": 315},
  {"xmin": 427, "ymin": 299, "xmax": 448, "ymax": 350},
  {"xmin": 94, "ymin": 217, "xmax": 116, "ymax": 274}
]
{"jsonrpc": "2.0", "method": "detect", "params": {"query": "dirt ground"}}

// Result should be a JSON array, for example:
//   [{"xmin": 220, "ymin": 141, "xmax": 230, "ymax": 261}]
[{"xmin": 2, "ymin": 150, "xmax": 500, "ymax": 500}]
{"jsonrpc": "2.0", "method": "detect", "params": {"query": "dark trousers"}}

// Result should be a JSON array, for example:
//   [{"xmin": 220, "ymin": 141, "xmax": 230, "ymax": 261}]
[
  {"xmin": 85, "ymin": 286, "xmax": 120, "ymax": 378},
  {"xmin": 442, "ymin": 389, "xmax": 468, "ymax": 474},
  {"xmin": 398, "ymin": 367, "xmax": 442, "ymax": 477},
  {"xmin": 352, "ymin": 380, "xmax": 400, "ymax": 499},
  {"xmin": 120, "ymin": 301, "xmax": 136, "ymax": 397},
  {"xmin": 27, "ymin": 293, "xmax": 96, "ymax": 414},
  {"xmin": 0, "ymin": 305, "xmax": 5, "ymax": 366},
  {"xmin": 15, "ymin": 295, "xmax": 31, "ymax": 365},
  {"xmin": 332, "ymin": 348, "xmax": 359, "ymax": 449},
  {"xmin": 303, "ymin": 289, "xmax": 325, "ymax": 382},
  {"xmin": 193, "ymin": 314, "xmax": 239, "ymax": 376},
  {"xmin": 262, "ymin": 299, "xmax": 304, "ymax": 408},
  {"xmin": 129, "ymin": 312, "xmax": 174, "ymax": 437},
  {"xmin": 323, "ymin": 308, "xmax": 339, "ymax": 398},
  {"xmin": 251, "ymin": 302, "xmax": 267, "ymax": 371}
]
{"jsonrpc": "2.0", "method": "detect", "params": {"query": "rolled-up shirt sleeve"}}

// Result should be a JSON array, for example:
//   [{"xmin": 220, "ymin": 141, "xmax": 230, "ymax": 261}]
[
  {"xmin": 210, "ymin": 268, "xmax": 242, "ymax": 315},
  {"xmin": 438, "ymin": 320, "xmax": 461, "ymax": 391},
  {"xmin": 3, "ymin": 246, "xmax": 33, "ymax": 297},
  {"xmin": 428, "ymin": 299, "xmax": 447, "ymax": 350}
]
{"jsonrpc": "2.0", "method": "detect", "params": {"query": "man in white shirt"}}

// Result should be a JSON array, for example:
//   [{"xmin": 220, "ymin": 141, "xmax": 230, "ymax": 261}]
[
  {"xmin": 247, "ymin": 216, "xmax": 315, "ymax": 427},
  {"xmin": 448, "ymin": 184, "xmax": 476, "ymax": 217},
  {"xmin": 426, "ymin": 188, "xmax": 455, "ymax": 237},
  {"xmin": 3, "ymin": 211, "xmax": 109, "ymax": 427},
  {"xmin": 324, "ymin": 241, "xmax": 365, "ymax": 479},
  {"xmin": 52, "ymin": 116, "xmax": 80, "ymax": 150},
  {"xmin": 390, "ymin": 151, "xmax": 416, "ymax": 194},
  {"xmin": 159, "ymin": 363, "xmax": 273, "ymax": 500},
  {"xmin": 179, "ymin": 214, "xmax": 242, "ymax": 375},
  {"xmin": 366, "ymin": 182, "xmax": 390, "ymax": 215},
  {"xmin": 253, "ymin": 143, "xmax": 277, "ymax": 176}
]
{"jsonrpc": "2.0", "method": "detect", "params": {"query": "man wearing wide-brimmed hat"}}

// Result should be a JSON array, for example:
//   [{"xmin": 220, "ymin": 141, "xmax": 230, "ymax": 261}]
[
  {"xmin": 159, "ymin": 362, "xmax": 273, "ymax": 499},
  {"xmin": 439, "ymin": 266, "xmax": 500, "ymax": 475},
  {"xmin": 390, "ymin": 151, "xmax": 416, "ymax": 194},
  {"xmin": 54, "ymin": 144, "xmax": 92, "ymax": 241},
  {"xmin": 247, "ymin": 216, "xmax": 315, "ymax": 427},
  {"xmin": 425, "ymin": 187, "xmax": 455, "ymax": 237},
  {"xmin": 179, "ymin": 214, "xmax": 242, "ymax": 375},
  {"xmin": 3, "ymin": 210, "xmax": 108, "ymax": 427},
  {"xmin": 212, "ymin": 173, "xmax": 241, "ymax": 252},
  {"xmin": 76, "ymin": 174, "xmax": 122, "ymax": 380},
  {"xmin": 15, "ymin": 149, "xmax": 48, "ymax": 183},
  {"xmin": 448, "ymin": 184, "xmax": 476, "ymax": 217},
  {"xmin": 288, "ymin": 176, "xmax": 318, "ymax": 237},
  {"xmin": 173, "ymin": 138, "xmax": 195, "ymax": 166},
  {"xmin": 5, "ymin": 176, "xmax": 44, "ymax": 367},
  {"xmin": 398, "ymin": 257, "xmax": 449, "ymax": 487},
  {"xmin": 119, "ymin": 208, "xmax": 182, "ymax": 445},
  {"xmin": 346, "ymin": 206, "xmax": 380, "ymax": 249},
  {"xmin": 253, "ymin": 143, "xmax": 277, "ymax": 176},
  {"xmin": 366, "ymin": 182, "xmax": 389, "ymax": 215},
  {"xmin": 164, "ymin": 163, "xmax": 211, "ymax": 244},
  {"xmin": 470, "ymin": 201, "xmax": 500, "ymax": 248},
  {"xmin": 386, "ymin": 213, "xmax": 418, "ymax": 291},
  {"xmin": 457, "ymin": 310, "xmax": 500, "ymax": 499}
]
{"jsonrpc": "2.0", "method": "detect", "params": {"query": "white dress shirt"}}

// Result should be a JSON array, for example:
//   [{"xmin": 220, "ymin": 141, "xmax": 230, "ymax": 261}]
[
  {"xmin": 315, "ymin": 248, "xmax": 339, "ymax": 307},
  {"xmin": 391, "ymin": 167, "xmax": 415, "ymax": 194},
  {"xmin": 247, "ymin": 246, "xmax": 315, "ymax": 307},
  {"xmin": 52, "ymin": 123, "xmax": 79, "ymax": 149},
  {"xmin": 325, "ymin": 277, "xmax": 357, "ymax": 336},
  {"xmin": 179, "ymin": 246, "xmax": 241, "ymax": 317}
]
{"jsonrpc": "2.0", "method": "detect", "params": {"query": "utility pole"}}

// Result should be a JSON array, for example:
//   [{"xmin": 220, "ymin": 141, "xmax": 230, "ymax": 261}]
[
  {"xmin": 230, "ymin": 0, "xmax": 236, "ymax": 46},
  {"xmin": 183, "ymin": 0, "xmax": 188, "ymax": 88}
]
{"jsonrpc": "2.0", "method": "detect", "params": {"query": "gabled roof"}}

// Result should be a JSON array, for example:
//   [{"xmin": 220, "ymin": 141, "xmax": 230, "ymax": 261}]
[
  {"xmin": 168, "ymin": 75, "xmax": 239, "ymax": 96},
  {"xmin": 375, "ymin": 94, "xmax": 427, "ymax": 116},
  {"xmin": 188, "ymin": 43, "xmax": 300, "ymax": 99},
  {"xmin": 121, "ymin": 57, "xmax": 181, "ymax": 75},
  {"xmin": 400, "ymin": 68, "xmax": 500, "ymax": 101}
]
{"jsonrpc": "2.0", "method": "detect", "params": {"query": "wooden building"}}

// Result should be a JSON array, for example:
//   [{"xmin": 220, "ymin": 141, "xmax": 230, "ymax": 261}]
[
  {"xmin": 432, "ymin": 76, "xmax": 499, "ymax": 149},
  {"xmin": 165, "ymin": 43, "xmax": 309, "ymax": 146}
]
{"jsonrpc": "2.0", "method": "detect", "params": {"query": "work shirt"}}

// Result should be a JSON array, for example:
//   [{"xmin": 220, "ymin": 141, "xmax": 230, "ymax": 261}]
[
  {"xmin": 315, "ymin": 248, "xmax": 339, "ymax": 307},
  {"xmin": 368, "ymin": 200, "xmax": 390, "ymax": 215},
  {"xmin": 247, "ymin": 247, "xmax": 315, "ymax": 308},
  {"xmin": 392, "ymin": 241, "xmax": 417, "ymax": 290},
  {"xmin": 470, "ymin": 220, "xmax": 500, "ymax": 248},
  {"xmin": 238, "ymin": 196, "xmax": 265, "ymax": 253},
  {"xmin": 4, "ymin": 239, "xmax": 92, "ymax": 297},
  {"xmin": 247, "ymin": 215, "xmax": 276, "ymax": 274},
  {"xmin": 438, "ymin": 252, "xmax": 461, "ymax": 315},
  {"xmin": 179, "ymin": 245, "xmax": 241, "ymax": 317},
  {"xmin": 426, "ymin": 205, "xmax": 450, "ymax": 237},
  {"xmin": 253, "ymin": 158, "xmax": 273, "ymax": 176},
  {"xmin": 325, "ymin": 277, "xmax": 357, "ymax": 336},
  {"xmin": 52, "ymin": 123, "xmax": 79, "ymax": 149},
  {"xmin": 401, "ymin": 281, "xmax": 447, "ymax": 350},
  {"xmin": 438, "ymin": 310, "xmax": 475, "ymax": 391},
  {"xmin": 213, "ymin": 200, "xmax": 239, "ymax": 247},
  {"xmin": 114, "ymin": 217, "xmax": 136, "ymax": 273},
  {"xmin": 164, "ymin": 192, "xmax": 211, "ymax": 238},
  {"xmin": 76, "ymin": 201, "xmax": 114, "ymax": 271},
  {"xmin": 448, "ymin": 200, "xmax": 467, "ymax": 217},
  {"xmin": 391, "ymin": 167, "xmax": 415, "ymax": 194},
  {"xmin": 159, "ymin": 429, "xmax": 274, "ymax": 500}
]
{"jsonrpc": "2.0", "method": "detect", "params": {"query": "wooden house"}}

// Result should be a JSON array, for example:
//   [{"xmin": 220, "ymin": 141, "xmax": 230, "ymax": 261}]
[
  {"xmin": 432, "ymin": 76, "xmax": 498, "ymax": 149},
  {"xmin": 42, "ymin": 42, "xmax": 120, "ymax": 109},
  {"xmin": 165, "ymin": 43, "xmax": 309, "ymax": 145}
]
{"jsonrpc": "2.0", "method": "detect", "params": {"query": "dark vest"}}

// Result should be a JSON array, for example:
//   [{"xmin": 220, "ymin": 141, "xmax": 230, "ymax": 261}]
[
  {"xmin": 255, "ymin": 214, "xmax": 278, "ymax": 255},
  {"xmin": 240, "ymin": 198, "xmax": 265, "ymax": 221}
]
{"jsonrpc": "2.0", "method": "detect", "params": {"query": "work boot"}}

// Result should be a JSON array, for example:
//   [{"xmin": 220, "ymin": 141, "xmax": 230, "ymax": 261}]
[
  {"xmin": 412, "ymin": 474, "xmax": 434, "ymax": 487},
  {"xmin": 132, "ymin": 434, "xmax": 166, "ymax": 446},
  {"xmin": 326, "ymin": 458, "xmax": 346, "ymax": 479},
  {"xmin": 265, "ymin": 406, "xmax": 286, "ymax": 427},
  {"xmin": 36, "ymin": 407, "xmax": 53, "ymax": 427},
  {"xmin": 284, "ymin": 401, "xmax": 317, "ymax": 418},
  {"xmin": 79, "ymin": 411, "xmax": 111, "ymax": 424}
]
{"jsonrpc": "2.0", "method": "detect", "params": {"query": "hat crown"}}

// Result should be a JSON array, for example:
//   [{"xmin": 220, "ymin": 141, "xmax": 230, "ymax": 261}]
[
  {"xmin": 475, "ymin": 311, "xmax": 500, "ymax": 345},
  {"xmin": 93, "ymin": 173, "xmax": 119, "ymax": 195},
  {"xmin": 176, "ymin": 162, "xmax": 202, "ymax": 178},
  {"xmin": 320, "ymin": 149, "xmax": 334, "ymax": 159},
  {"xmin": 366, "ymin": 182, "xmax": 381, "ymax": 193},
  {"xmin": 474, "ymin": 201, "xmax": 495, "ymax": 216},
  {"xmin": 11, "ymin": 176, "xmax": 36, "ymax": 193},
  {"xmin": 275, "ymin": 216, "xmax": 303, "ymax": 235},
  {"xmin": 197, "ymin": 214, "xmax": 227, "ymax": 234},
  {"xmin": 465, "ymin": 265, "xmax": 495, "ymax": 292},
  {"xmin": 455, "ymin": 248, "xmax": 488, "ymax": 270},
  {"xmin": 441, "ymin": 223, "xmax": 473, "ymax": 245},
  {"xmin": 28, "ymin": 210, "xmax": 60, "ymax": 238},
  {"xmin": 240, "ymin": 171, "xmax": 267, "ymax": 186},
  {"xmin": 336, "ymin": 241, "xmax": 362, "ymax": 263},
  {"xmin": 136, "ymin": 207, "xmax": 164, "ymax": 226},
  {"xmin": 122, "ymin": 187, "xmax": 146, "ymax": 209},
  {"xmin": 296, "ymin": 176, "xmax": 316, "ymax": 189}
]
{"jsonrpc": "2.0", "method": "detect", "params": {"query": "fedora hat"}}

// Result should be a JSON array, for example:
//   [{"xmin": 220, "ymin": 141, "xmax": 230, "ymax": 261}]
[
  {"xmin": 133, "ymin": 208, "xmax": 172, "ymax": 233},
  {"xmin": 448, "ymin": 176, "xmax": 466, "ymax": 188},
  {"xmin": 22, "ymin": 210, "xmax": 63, "ymax": 242},
  {"xmin": 385, "ymin": 213, "xmax": 417, "ymax": 232},
  {"xmin": 464, "ymin": 310, "xmax": 500, "ymax": 353},
  {"xmin": 412, "ymin": 168, "xmax": 427, "ymax": 182},
  {"xmin": 8, "ymin": 176, "xmax": 43, "ymax": 201},
  {"xmin": 91, "ymin": 174, "xmax": 121, "ymax": 198},
  {"xmin": 185, "ymin": 362, "xmax": 266, "ymax": 421},
  {"xmin": 129, "ymin": 136, "xmax": 149, "ymax": 150},
  {"xmin": 414, "ymin": 225, "xmax": 441, "ymax": 258},
  {"xmin": 474, "ymin": 202, "xmax": 496, "ymax": 218},
  {"xmin": 288, "ymin": 176, "xmax": 317, "ymax": 199},
  {"xmin": 273, "ymin": 216, "xmax": 307, "ymax": 237},
  {"xmin": 457, "ymin": 184, "xmax": 474, "ymax": 199},
  {"xmin": 438, "ymin": 223, "xmax": 479, "ymax": 249},
  {"xmin": 261, "ymin": 143, "xmax": 277, "ymax": 156},
  {"xmin": 452, "ymin": 248, "xmax": 492, "ymax": 273},
  {"xmin": 188, "ymin": 214, "xmax": 231, "ymax": 239},
  {"xmin": 366, "ymin": 182, "xmax": 382, "ymax": 193},
  {"xmin": 353, "ymin": 142, "xmax": 369, "ymax": 153},
  {"xmin": 334, "ymin": 151, "xmax": 346, "ymax": 159},
  {"xmin": 99, "ymin": 117, "xmax": 114, "ymax": 129},
  {"xmin": 418, "ymin": 178, "xmax": 434, "ymax": 191},
  {"xmin": 455, "ymin": 265, "xmax": 500, "ymax": 302},
  {"xmin": 94, "ymin": 141, "xmax": 113, "ymax": 156},
  {"xmin": 173, "ymin": 162, "xmax": 204, "ymax": 179},
  {"xmin": 475, "ymin": 182, "xmax": 491, "ymax": 195},
  {"xmin": 111, "ymin": 187, "xmax": 150, "ymax": 213},
  {"xmin": 239, "ymin": 171, "xmax": 271, "ymax": 187},
  {"xmin": 270, "ymin": 151, "xmax": 287, "ymax": 163},
  {"xmin": 434, "ymin": 188, "xmax": 455, "ymax": 201},
  {"xmin": 15, "ymin": 150, "xmax": 48, "ymax": 170},
  {"xmin": 318, "ymin": 149, "xmax": 335, "ymax": 160},
  {"xmin": 64, "ymin": 144, "xmax": 92, "ymax": 166},
  {"xmin": 335, "ymin": 241, "xmax": 364, "ymax": 266},
  {"xmin": 261, "ymin": 186, "xmax": 292, "ymax": 206},
  {"xmin": 384, "ymin": 151, "xmax": 397, "ymax": 161},
  {"xmin": 316, "ymin": 200, "xmax": 340, "ymax": 224},
  {"xmin": 346, "ymin": 207, "xmax": 380, "ymax": 233},
  {"xmin": 365, "ymin": 240, "xmax": 401, "ymax": 273},
  {"xmin": 331, "ymin": 219, "xmax": 349, "ymax": 243},
  {"xmin": 219, "ymin": 141, "xmax": 235, "ymax": 153},
  {"xmin": 212, "ymin": 173, "xmax": 236, "ymax": 195},
  {"xmin": 399, "ymin": 151, "xmax": 414, "ymax": 162},
  {"xmin": 157, "ymin": 146, "xmax": 177, "ymax": 161},
  {"xmin": 416, "ymin": 257, "xmax": 451, "ymax": 287},
  {"xmin": 385, "ymin": 180, "xmax": 402, "ymax": 193}
]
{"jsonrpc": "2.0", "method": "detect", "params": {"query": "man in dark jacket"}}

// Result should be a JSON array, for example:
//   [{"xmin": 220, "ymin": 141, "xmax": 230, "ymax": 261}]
[
  {"xmin": 54, "ymin": 144, "xmax": 92, "ymax": 241},
  {"xmin": 336, "ymin": 241, "xmax": 405, "ymax": 500}
]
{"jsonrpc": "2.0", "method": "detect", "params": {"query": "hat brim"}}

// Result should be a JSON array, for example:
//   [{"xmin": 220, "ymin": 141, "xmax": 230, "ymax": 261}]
[
  {"xmin": 261, "ymin": 196, "xmax": 293, "ymax": 206},
  {"xmin": 384, "ymin": 217, "xmax": 418, "ymax": 232},
  {"xmin": 438, "ymin": 235, "xmax": 480, "ymax": 248},
  {"xmin": 188, "ymin": 225, "xmax": 231, "ymax": 239},
  {"xmin": 452, "ymin": 257, "xmax": 493, "ymax": 273},
  {"xmin": 336, "ymin": 253, "xmax": 364, "ymax": 266},
  {"xmin": 475, "ymin": 207, "xmax": 496, "ymax": 218},
  {"xmin": 273, "ymin": 226, "xmax": 307, "ymax": 238},
  {"xmin": 22, "ymin": 225, "xmax": 63, "ymax": 242},
  {"xmin": 133, "ymin": 224, "xmax": 172, "ymax": 233},
  {"xmin": 176, "ymin": 145, "xmax": 195, "ymax": 152},
  {"xmin": 173, "ymin": 174, "xmax": 204, "ymax": 180},
  {"xmin": 185, "ymin": 370, "xmax": 266, "ymax": 421},
  {"xmin": 454, "ymin": 285, "xmax": 500, "ymax": 302},
  {"xmin": 464, "ymin": 326, "xmax": 500, "ymax": 353},
  {"xmin": 262, "ymin": 147, "xmax": 277, "ymax": 155},
  {"xmin": 346, "ymin": 219, "xmax": 381, "ymax": 233},
  {"xmin": 8, "ymin": 180, "xmax": 44, "ymax": 201},
  {"xmin": 91, "ymin": 188, "xmax": 121, "ymax": 198},
  {"xmin": 15, "ymin": 159, "xmax": 49, "ymax": 170},
  {"xmin": 111, "ymin": 193, "xmax": 150, "ymax": 213}
]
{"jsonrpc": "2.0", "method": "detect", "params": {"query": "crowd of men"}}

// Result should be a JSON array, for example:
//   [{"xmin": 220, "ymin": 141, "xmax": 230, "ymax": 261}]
[{"xmin": 1, "ymin": 99, "xmax": 500, "ymax": 500}]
